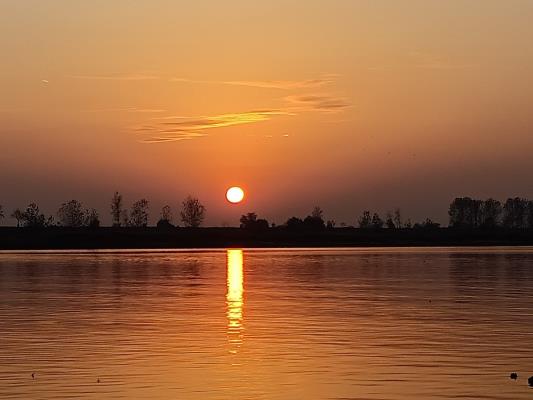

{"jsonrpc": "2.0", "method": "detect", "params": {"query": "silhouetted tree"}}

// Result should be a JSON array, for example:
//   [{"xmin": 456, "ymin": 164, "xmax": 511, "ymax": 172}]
[
  {"xmin": 11, "ymin": 208, "xmax": 23, "ymax": 227},
  {"xmin": 385, "ymin": 212, "xmax": 395, "ymax": 229},
  {"xmin": 371, "ymin": 213, "xmax": 384, "ymax": 229},
  {"xmin": 358, "ymin": 211, "xmax": 372, "ymax": 229},
  {"xmin": 161, "ymin": 205, "xmax": 172, "ymax": 222},
  {"xmin": 157, "ymin": 205, "xmax": 174, "ymax": 228},
  {"xmin": 503, "ymin": 197, "xmax": 528, "ymax": 228},
  {"xmin": 180, "ymin": 196, "xmax": 206, "ymax": 227},
  {"xmin": 240, "ymin": 212, "xmax": 269, "ymax": 230},
  {"xmin": 85, "ymin": 209, "xmax": 100, "ymax": 228},
  {"xmin": 413, "ymin": 218, "xmax": 441, "ymax": 229},
  {"xmin": 326, "ymin": 220, "xmax": 336, "ymax": 229},
  {"xmin": 448, "ymin": 197, "xmax": 482, "ymax": 228},
  {"xmin": 20, "ymin": 203, "xmax": 46, "ymax": 228},
  {"xmin": 120, "ymin": 209, "xmax": 129, "ymax": 227},
  {"xmin": 302, "ymin": 215, "xmax": 324, "ymax": 230},
  {"xmin": 311, "ymin": 206, "xmax": 324, "ymax": 220},
  {"xmin": 304, "ymin": 206, "xmax": 325, "ymax": 230},
  {"xmin": 129, "ymin": 199, "xmax": 149, "ymax": 227},
  {"xmin": 393, "ymin": 208, "xmax": 403, "ymax": 229},
  {"xmin": 57, "ymin": 200, "xmax": 86, "ymax": 227},
  {"xmin": 256, "ymin": 218, "xmax": 269, "ymax": 230},
  {"xmin": 240, "ymin": 212, "xmax": 257, "ymax": 228},
  {"xmin": 285, "ymin": 216, "xmax": 304, "ymax": 230},
  {"xmin": 480, "ymin": 198, "xmax": 502, "ymax": 228},
  {"xmin": 528, "ymin": 201, "xmax": 533, "ymax": 229},
  {"xmin": 111, "ymin": 192, "xmax": 123, "ymax": 227}
]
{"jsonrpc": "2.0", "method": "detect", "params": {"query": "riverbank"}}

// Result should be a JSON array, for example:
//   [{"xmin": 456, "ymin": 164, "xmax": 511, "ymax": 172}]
[{"xmin": 1, "ymin": 227, "xmax": 533, "ymax": 249}]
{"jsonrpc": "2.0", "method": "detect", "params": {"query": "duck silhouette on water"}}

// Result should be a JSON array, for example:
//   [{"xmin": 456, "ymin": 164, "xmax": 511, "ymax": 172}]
[
  {"xmin": 510, "ymin": 372, "xmax": 518, "ymax": 380},
  {"xmin": 529, "ymin": 376, "xmax": 533, "ymax": 387}
]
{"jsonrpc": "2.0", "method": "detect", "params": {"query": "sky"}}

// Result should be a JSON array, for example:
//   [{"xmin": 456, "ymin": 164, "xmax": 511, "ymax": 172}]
[{"xmin": 1, "ymin": 0, "xmax": 533, "ymax": 226}]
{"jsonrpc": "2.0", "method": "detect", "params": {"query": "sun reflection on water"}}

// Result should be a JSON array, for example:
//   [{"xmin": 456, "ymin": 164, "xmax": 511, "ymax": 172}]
[{"xmin": 226, "ymin": 249, "xmax": 244, "ymax": 352}]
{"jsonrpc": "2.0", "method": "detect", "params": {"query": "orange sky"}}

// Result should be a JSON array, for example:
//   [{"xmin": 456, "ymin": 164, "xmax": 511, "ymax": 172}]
[{"xmin": 1, "ymin": 1, "xmax": 533, "ymax": 226}]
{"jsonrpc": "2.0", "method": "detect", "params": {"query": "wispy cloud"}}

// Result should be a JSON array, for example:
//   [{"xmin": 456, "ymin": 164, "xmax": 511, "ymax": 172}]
[
  {"xmin": 72, "ymin": 73, "xmax": 159, "ymax": 81},
  {"xmin": 220, "ymin": 77, "xmax": 335, "ymax": 89},
  {"xmin": 284, "ymin": 94, "xmax": 350, "ymax": 112},
  {"xmin": 137, "ymin": 110, "xmax": 292, "ymax": 143},
  {"xmin": 83, "ymin": 107, "xmax": 166, "ymax": 113},
  {"xmin": 170, "ymin": 75, "xmax": 337, "ymax": 89}
]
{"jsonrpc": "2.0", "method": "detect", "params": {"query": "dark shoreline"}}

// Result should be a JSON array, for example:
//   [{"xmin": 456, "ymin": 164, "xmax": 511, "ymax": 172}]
[{"xmin": 1, "ymin": 227, "xmax": 533, "ymax": 250}]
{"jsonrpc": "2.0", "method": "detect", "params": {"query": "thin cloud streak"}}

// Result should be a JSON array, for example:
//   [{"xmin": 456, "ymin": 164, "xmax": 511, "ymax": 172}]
[
  {"xmin": 83, "ymin": 108, "xmax": 166, "ymax": 113},
  {"xmin": 221, "ymin": 77, "xmax": 335, "ymax": 89},
  {"xmin": 137, "ymin": 110, "xmax": 292, "ymax": 143},
  {"xmin": 284, "ymin": 94, "xmax": 350, "ymax": 112},
  {"xmin": 170, "ymin": 75, "xmax": 337, "ymax": 89},
  {"xmin": 72, "ymin": 73, "xmax": 159, "ymax": 81}
]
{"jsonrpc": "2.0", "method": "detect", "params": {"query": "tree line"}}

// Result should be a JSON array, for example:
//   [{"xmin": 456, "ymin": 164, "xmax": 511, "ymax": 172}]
[
  {"xmin": 239, "ymin": 206, "xmax": 440, "ymax": 231},
  {"xmin": 448, "ymin": 197, "xmax": 533, "ymax": 229},
  {"xmin": 0, "ymin": 193, "xmax": 206, "ymax": 228},
  {"xmin": 1, "ymin": 195, "xmax": 532, "ymax": 230}
]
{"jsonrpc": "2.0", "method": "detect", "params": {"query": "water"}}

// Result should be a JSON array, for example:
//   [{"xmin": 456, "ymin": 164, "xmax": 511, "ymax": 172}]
[{"xmin": 1, "ymin": 247, "xmax": 533, "ymax": 399}]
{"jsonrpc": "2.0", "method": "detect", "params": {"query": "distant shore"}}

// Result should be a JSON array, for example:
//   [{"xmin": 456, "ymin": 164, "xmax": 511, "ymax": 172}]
[{"xmin": 1, "ymin": 227, "xmax": 533, "ymax": 250}]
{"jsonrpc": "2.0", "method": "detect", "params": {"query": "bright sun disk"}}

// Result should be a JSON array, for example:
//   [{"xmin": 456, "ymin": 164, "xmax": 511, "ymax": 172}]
[{"xmin": 226, "ymin": 187, "xmax": 245, "ymax": 204}]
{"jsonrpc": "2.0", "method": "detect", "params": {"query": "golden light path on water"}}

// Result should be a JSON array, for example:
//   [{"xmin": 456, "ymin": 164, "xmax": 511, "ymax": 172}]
[{"xmin": 226, "ymin": 249, "xmax": 244, "ymax": 353}]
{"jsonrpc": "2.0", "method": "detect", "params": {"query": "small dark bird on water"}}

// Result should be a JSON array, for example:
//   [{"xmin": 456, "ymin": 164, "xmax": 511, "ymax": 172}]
[
  {"xmin": 97, "ymin": 378, "xmax": 100, "ymax": 384},
  {"xmin": 528, "ymin": 376, "xmax": 533, "ymax": 387},
  {"xmin": 31, "ymin": 373, "xmax": 35, "ymax": 380},
  {"xmin": 510, "ymin": 372, "xmax": 518, "ymax": 380}
]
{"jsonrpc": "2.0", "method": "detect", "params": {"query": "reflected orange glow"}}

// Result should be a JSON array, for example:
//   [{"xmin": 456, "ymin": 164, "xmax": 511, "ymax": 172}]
[{"xmin": 226, "ymin": 249, "xmax": 244, "ymax": 352}]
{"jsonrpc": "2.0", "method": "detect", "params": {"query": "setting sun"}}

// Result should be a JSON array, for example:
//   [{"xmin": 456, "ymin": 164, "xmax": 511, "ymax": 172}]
[{"xmin": 226, "ymin": 187, "xmax": 245, "ymax": 204}]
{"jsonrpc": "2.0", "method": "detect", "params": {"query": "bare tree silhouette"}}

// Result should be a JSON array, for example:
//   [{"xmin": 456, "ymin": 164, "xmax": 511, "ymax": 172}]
[
  {"xmin": 371, "ymin": 213, "xmax": 384, "ymax": 229},
  {"xmin": 161, "ymin": 205, "xmax": 172, "ymax": 222},
  {"xmin": 180, "ymin": 196, "xmax": 206, "ymax": 227},
  {"xmin": 110, "ymin": 192, "xmax": 123, "ymax": 227},
  {"xmin": 20, "ymin": 203, "xmax": 47, "ymax": 228},
  {"xmin": 85, "ymin": 209, "xmax": 100, "ymax": 228},
  {"xmin": 157, "ymin": 205, "xmax": 174, "ymax": 228},
  {"xmin": 393, "ymin": 208, "xmax": 403, "ymax": 229},
  {"xmin": 358, "ymin": 211, "xmax": 372, "ymax": 229},
  {"xmin": 120, "ymin": 209, "xmax": 129, "ymax": 227},
  {"xmin": 311, "ymin": 206, "xmax": 324, "ymax": 219},
  {"xmin": 11, "ymin": 208, "xmax": 23, "ymax": 228},
  {"xmin": 385, "ymin": 212, "xmax": 395, "ymax": 229},
  {"xmin": 57, "ymin": 200, "xmax": 86, "ymax": 227},
  {"xmin": 129, "ymin": 199, "xmax": 149, "ymax": 227}
]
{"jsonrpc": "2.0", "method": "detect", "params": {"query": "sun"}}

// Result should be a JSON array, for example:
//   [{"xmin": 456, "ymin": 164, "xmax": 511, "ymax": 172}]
[{"xmin": 226, "ymin": 186, "xmax": 245, "ymax": 204}]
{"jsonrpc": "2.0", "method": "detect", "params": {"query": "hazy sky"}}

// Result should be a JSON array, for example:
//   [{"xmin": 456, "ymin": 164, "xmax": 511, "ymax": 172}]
[{"xmin": 1, "ymin": 0, "xmax": 533, "ymax": 226}]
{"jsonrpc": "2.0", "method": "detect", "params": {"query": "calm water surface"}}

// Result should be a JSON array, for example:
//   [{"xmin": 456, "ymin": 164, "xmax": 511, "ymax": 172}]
[{"xmin": 1, "ymin": 247, "xmax": 533, "ymax": 399}]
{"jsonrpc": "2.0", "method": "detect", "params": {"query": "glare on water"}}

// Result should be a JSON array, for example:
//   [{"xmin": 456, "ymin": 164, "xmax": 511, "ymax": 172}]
[{"xmin": 226, "ymin": 249, "xmax": 244, "ymax": 351}]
